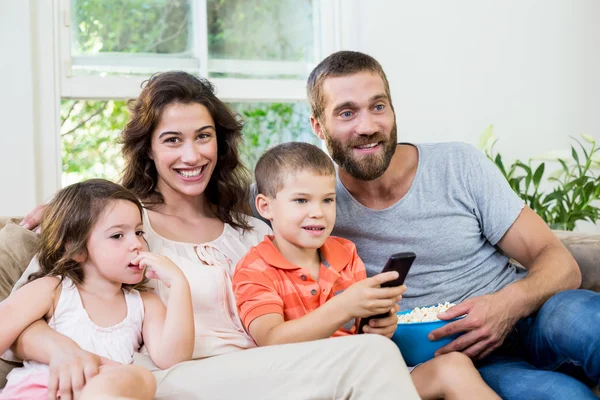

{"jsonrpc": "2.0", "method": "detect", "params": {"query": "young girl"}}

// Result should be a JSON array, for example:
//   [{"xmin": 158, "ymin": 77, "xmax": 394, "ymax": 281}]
[{"xmin": 0, "ymin": 179, "xmax": 194, "ymax": 400}]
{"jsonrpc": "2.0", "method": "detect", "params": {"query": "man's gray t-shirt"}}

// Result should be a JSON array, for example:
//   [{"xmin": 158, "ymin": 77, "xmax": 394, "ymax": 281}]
[{"xmin": 332, "ymin": 142, "xmax": 526, "ymax": 311}]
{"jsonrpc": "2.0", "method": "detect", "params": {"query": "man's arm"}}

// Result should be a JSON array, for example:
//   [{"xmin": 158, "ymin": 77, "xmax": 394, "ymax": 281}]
[
  {"xmin": 493, "ymin": 206, "xmax": 580, "ymax": 317},
  {"xmin": 431, "ymin": 206, "xmax": 580, "ymax": 359}
]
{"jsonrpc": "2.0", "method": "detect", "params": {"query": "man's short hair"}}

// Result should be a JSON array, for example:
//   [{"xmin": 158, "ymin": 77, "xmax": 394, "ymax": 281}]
[
  {"xmin": 306, "ymin": 50, "xmax": 393, "ymax": 122},
  {"xmin": 255, "ymin": 142, "xmax": 335, "ymax": 198}
]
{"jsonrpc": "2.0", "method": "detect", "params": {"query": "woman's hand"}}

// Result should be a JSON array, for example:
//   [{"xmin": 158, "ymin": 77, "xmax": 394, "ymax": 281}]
[
  {"xmin": 131, "ymin": 252, "xmax": 186, "ymax": 288},
  {"xmin": 47, "ymin": 344, "xmax": 118, "ymax": 400}
]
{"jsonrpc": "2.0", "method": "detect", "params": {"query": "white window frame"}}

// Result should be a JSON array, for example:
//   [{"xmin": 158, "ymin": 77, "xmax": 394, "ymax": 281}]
[
  {"xmin": 35, "ymin": 0, "xmax": 364, "ymax": 198},
  {"xmin": 57, "ymin": 0, "xmax": 357, "ymax": 102}
]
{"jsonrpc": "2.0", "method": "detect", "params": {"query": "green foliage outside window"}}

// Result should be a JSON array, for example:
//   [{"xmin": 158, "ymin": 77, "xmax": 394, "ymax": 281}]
[
  {"xmin": 207, "ymin": 0, "xmax": 314, "ymax": 62},
  {"xmin": 234, "ymin": 102, "xmax": 319, "ymax": 172},
  {"xmin": 62, "ymin": 100, "xmax": 128, "ymax": 185},
  {"xmin": 72, "ymin": 0, "xmax": 190, "ymax": 55}
]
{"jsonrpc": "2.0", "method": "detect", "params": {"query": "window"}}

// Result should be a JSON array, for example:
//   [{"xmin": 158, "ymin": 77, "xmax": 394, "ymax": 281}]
[
  {"xmin": 60, "ymin": 0, "xmax": 335, "ymax": 100},
  {"xmin": 56, "ymin": 0, "xmax": 352, "ymax": 186}
]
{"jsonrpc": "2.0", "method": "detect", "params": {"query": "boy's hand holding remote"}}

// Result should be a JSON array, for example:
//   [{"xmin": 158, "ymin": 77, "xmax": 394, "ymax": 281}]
[
  {"xmin": 333, "ymin": 272, "xmax": 405, "ymax": 337},
  {"xmin": 335, "ymin": 271, "xmax": 405, "ymax": 320}
]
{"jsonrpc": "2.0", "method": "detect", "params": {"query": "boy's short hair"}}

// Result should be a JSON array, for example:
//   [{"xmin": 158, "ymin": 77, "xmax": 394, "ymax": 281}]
[{"xmin": 255, "ymin": 142, "xmax": 335, "ymax": 198}]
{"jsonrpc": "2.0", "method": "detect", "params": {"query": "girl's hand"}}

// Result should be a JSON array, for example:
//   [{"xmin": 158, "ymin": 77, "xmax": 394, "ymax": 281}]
[{"xmin": 131, "ymin": 252, "xmax": 185, "ymax": 288}]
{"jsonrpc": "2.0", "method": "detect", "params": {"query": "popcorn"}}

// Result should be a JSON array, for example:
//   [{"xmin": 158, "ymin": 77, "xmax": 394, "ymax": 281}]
[{"xmin": 397, "ymin": 302, "xmax": 455, "ymax": 323}]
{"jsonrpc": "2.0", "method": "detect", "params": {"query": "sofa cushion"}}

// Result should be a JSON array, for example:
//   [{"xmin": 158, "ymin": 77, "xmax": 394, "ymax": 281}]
[
  {"xmin": 554, "ymin": 231, "xmax": 600, "ymax": 292},
  {"xmin": 0, "ymin": 217, "xmax": 11, "ymax": 230},
  {"xmin": 0, "ymin": 218, "xmax": 39, "ymax": 388}
]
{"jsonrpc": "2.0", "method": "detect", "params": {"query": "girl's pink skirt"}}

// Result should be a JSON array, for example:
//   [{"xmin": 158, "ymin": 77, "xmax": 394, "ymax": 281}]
[{"xmin": 0, "ymin": 370, "xmax": 50, "ymax": 400}]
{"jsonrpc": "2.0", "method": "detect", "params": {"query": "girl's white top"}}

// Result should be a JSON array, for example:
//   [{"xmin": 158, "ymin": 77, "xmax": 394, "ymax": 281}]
[{"xmin": 5, "ymin": 276, "xmax": 144, "ymax": 382}]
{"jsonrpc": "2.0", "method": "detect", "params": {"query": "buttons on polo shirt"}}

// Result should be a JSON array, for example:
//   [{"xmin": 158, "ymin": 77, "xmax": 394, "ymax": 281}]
[
  {"xmin": 311, "ymin": 289, "xmax": 318, "ymax": 296},
  {"xmin": 300, "ymin": 274, "xmax": 307, "ymax": 281}
]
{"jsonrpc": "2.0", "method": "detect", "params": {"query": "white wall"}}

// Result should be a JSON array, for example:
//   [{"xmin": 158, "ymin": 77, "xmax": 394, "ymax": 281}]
[
  {"xmin": 357, "ymin": 0, "xmax": 600, "ymax": 162},
  {"xmin": 0, "ymin": 0, "xmax": 37, "ymax": 216},
  {"xmin": 0, "ymin": 1, "xmax": 60, "ymax": 217}
]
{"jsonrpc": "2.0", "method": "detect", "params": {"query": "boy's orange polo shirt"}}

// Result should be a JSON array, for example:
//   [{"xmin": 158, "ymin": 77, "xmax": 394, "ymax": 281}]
[{"xmin": 233, "ymin": 235, "xmax": 367, "ymax": 337}]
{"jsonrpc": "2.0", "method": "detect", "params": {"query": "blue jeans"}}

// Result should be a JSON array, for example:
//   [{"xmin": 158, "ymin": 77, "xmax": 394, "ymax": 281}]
[{"xmin": 477, "ymin": 289, "xmax": 600, "ymax": 399}]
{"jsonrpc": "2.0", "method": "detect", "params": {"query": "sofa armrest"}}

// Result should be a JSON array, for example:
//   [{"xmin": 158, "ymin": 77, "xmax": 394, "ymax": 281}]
[{"xmin": 554, "ymin": 230, "xmax": 600, "ymax": 293}]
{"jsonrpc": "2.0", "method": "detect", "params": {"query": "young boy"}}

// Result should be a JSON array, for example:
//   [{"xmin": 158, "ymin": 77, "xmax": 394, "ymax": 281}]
[{"xmin": 233, "ymin": 142, "xmax": 500, "ymax": 400}]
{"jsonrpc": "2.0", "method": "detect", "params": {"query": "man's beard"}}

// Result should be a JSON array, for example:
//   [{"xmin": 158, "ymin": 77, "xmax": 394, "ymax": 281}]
[{"xmin": 324, "ymin": 124, "xmax": 398, "ymax": 181}]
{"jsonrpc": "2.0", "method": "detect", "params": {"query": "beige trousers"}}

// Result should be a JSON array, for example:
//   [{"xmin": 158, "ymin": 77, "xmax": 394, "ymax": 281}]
[{"xmin": 134, "ymin": 335, "xmax": 419, "ymax": 400}]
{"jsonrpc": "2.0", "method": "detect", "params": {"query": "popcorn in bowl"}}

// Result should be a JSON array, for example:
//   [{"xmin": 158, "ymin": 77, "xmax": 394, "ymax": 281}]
[{"xmin": 397, "ymin": 302, "xmax": 456, "ymax": 324}]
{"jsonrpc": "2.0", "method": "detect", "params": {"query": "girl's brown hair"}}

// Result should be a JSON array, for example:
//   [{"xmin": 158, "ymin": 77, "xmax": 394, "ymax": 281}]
[
  {"xmin": 121, "ymin": 71, "xmax": 252, "ymax": 230},
  {"xmin": 27, "ymin": 179, "xmax": 145, "ymax": 291}
]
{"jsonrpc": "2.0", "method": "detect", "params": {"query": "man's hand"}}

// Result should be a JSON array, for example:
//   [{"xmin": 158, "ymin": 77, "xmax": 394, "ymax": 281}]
[
  {"xmin": 19, "ymin": 204, "xmax": 46, "ymax": 233},
  {"xmin": 339, "ymin": 272, "xmax": 406, "ymax": 319},
  {"xmin": 47, "ymin": 346, "xmax": 118, "ymax": 400},
  {"xmin": 362, "ymin": 303, "xmax": 400, "ymax": 338},
  {"xmin": 428, "ymin": 293, "xmax": 520, "ymax": 360}
]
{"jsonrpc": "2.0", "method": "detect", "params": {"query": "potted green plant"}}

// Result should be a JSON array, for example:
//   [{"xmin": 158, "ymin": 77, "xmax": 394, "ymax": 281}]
[{"xmin": 479, "ymin": 125, "xmax": 600, "ymax": 231}]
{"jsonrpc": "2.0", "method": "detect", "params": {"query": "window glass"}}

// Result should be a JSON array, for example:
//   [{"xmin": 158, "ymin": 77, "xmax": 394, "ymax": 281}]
[
  {"xmin": 207, "ymin": 0, "xmax": 318, "ymax": 79},
  {"xmin": 70, "ymin": 0, "xmax": 194, "ymax": 76}
]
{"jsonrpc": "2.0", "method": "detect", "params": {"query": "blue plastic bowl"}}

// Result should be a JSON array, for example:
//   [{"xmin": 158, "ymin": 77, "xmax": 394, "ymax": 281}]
[{"xmin": 391, "ymin": 309, "xmax": 463, "ymax": 366}]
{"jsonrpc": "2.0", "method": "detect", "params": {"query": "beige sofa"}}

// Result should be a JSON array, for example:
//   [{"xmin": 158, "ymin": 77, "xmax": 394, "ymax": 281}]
[{"xmin": 1, "ymin": 216, "xmax": 599, "ymax": 394}]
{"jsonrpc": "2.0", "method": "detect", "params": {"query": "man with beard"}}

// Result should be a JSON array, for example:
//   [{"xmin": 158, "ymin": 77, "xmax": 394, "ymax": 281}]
[{"xmin": 304, "ymin": 50, "xmax": 600, "ymax": 399}]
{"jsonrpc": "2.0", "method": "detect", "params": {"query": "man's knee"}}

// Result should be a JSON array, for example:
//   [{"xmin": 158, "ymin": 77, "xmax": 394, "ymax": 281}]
[
  {"xmin": 542, "ymin": 289, "xmax": 598, "ymax": 313},
  {"xmin": 538, "ymin": 290, "xmax": 600, "ymax": 334}
]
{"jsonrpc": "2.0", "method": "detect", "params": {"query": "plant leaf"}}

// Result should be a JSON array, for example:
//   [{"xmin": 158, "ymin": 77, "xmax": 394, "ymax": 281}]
[
  {"xmin": 478, "ymin": 124, "xmax": 495, "ymax": 151},
  {"xmin": 494, "ymin": 154, "xmax": 507, "ymax": 177},
  {"xmin": 571, "ymin": 146, "xmax": 580, "ymax": 164},
  {"xmin": 533, "ymin": 163, "xmax": 545, "ymax": 188},
  {"xmin": 558, "ymin": 159, "xmax": 570, "ymax": 175},
  {"xmin": 581, "ymin": 134, "xmax": 596, "ymax": 144}
]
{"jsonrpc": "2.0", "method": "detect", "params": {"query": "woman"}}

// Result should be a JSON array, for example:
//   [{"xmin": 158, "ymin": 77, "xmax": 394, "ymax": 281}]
[{"xmin": 11, "ymin": 71, "xmax": 418, "ymax": 399}]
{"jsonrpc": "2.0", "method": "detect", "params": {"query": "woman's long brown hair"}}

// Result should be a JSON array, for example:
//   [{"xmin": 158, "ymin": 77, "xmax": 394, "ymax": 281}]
[
  {"xmin": 121, "ymin": 71, "xmax": 252, "ymax": 230},
  {"xmin": 27, "ymin": 179, "xmax": 145, "ymax": 291}
]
